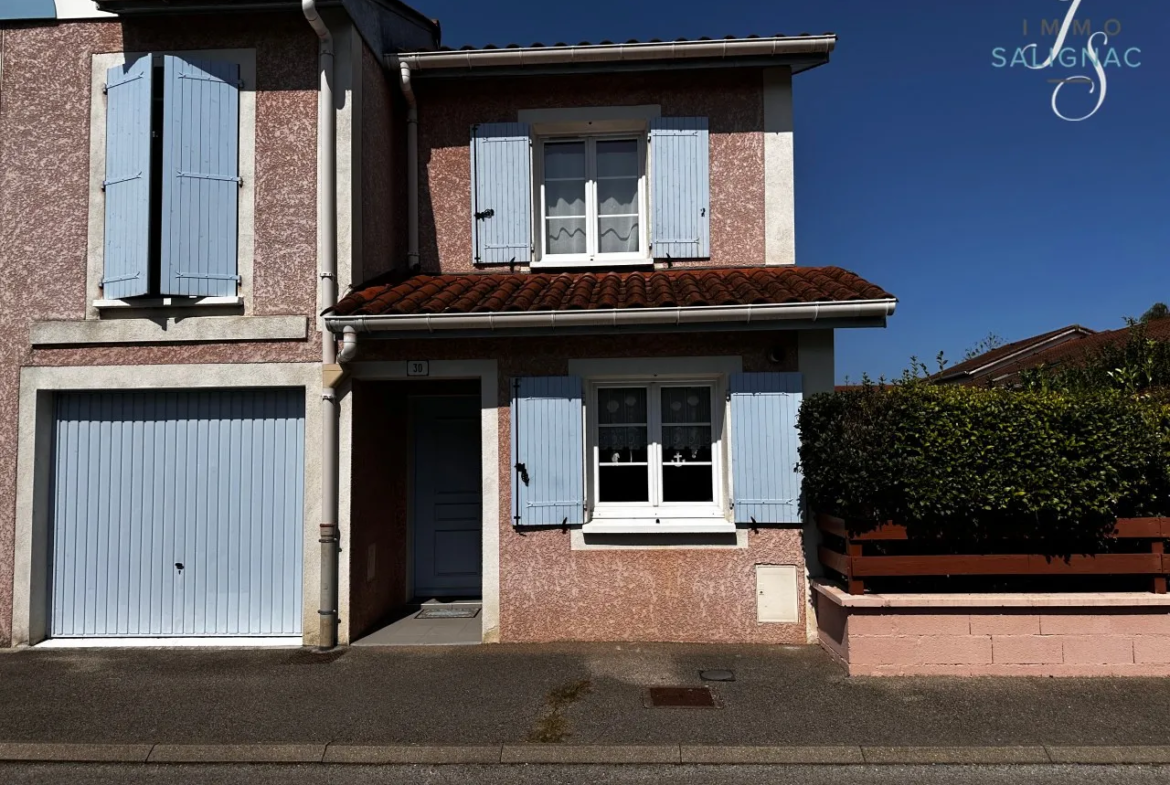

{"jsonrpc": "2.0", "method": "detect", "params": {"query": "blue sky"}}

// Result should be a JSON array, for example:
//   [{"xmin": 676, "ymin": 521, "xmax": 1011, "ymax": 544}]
[{"xmin": 415, "ymin": 0, "xmax": 1168, "ymax": 382}]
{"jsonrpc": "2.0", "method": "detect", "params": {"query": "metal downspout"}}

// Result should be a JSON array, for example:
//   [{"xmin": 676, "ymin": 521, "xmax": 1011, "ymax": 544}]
[
  {"xmin": 398, "ymin": 61, "xmax": 419, "ymax": 269},
  {"xmin": 303, "ymin": 0, "xmax": 339, "ymax": 650}
]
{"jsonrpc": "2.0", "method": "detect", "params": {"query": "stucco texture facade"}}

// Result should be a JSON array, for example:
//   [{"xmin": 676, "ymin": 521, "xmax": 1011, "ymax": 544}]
[
  {"xmin": 414, "ymin": 68, "xmax": 766, "ymax": 274},
  {"xmin": 0, "ymin": 13, "xmax": 322, "ymax": 646},
  {"xmin": 353, "ymin": 330, "xmax": 811, "ymax": 644}
]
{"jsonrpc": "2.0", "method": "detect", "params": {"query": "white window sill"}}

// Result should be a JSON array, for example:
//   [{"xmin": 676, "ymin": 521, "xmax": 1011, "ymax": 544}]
[
  {"xmin": 531, "ymin": 257, "xmax": 651, "ymax": 269},
  {"xmin": 94, "ymin": 296, "xmax": 243, "ymax": 309},
  {"xmin": 582, "ymin": 520, "xmax": 736, "ymax": 535}
]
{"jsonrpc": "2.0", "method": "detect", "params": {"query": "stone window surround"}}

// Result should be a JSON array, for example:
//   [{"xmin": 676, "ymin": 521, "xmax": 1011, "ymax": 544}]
[
  {"xmin": 520, "ymin": 105, "xmax": 659, "ymax": 269},
  {"xmin": 85, "ymin": 48, "xmax": 258, "ymax": 320}
]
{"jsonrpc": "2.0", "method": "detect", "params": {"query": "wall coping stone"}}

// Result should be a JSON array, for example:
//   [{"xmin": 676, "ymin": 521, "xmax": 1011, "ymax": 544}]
[{"xmin": 813, "ymin": 579, "xmax": 1170, "ymax": 609}]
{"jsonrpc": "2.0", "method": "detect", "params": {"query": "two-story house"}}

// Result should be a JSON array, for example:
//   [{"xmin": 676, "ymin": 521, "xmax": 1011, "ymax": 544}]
[{"xmin": 1, "ymin": 0, "xmax": 896, "ymax": 650}]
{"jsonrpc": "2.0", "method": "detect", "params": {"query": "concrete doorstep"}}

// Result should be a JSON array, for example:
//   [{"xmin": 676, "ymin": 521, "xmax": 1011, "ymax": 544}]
[{"xmin": 3, "ymin": 743, "xmax": 1170, "ymax": 765}]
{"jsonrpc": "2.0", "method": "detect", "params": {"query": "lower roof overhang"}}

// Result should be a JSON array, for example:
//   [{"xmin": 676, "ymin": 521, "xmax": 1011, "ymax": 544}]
[{"xmin": 324, "ymin": 298, "xmax": 897, "ymax": 340}]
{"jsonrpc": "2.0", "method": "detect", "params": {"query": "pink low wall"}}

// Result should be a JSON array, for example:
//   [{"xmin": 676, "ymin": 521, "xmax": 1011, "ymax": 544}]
[{"xmin": 815, "ymin": 582, "xmax": 1170, "ymax": 677}]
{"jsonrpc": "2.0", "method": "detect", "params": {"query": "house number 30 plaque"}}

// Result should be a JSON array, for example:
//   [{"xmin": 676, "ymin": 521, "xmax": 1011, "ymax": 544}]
[{"xmin": 407, "ymin": 360, "xmax": 430, "ymax": 377}]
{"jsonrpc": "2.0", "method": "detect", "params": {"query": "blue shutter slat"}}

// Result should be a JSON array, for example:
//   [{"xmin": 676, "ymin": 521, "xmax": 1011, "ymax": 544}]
[
  {"xmin": 511, "ymin": 376, "xmax": 584, "ymax": 526},
  {"xmin": 649, "ymin": 116, "xmax": 709, "ymax": 260},
  {"xmin": 160, "ymin": 56, "xmax": 240, "ymax": 297},
  {"xmin": 102, "ymin": 57, "xmax": 153, "ymax": 299},
  {"xmin": 730, "ymin": 372, "xmax": 803, "ymax": 524},
  {"xmin": 471, "ymin": 122, "xmax": 532, "ymax": 265}
]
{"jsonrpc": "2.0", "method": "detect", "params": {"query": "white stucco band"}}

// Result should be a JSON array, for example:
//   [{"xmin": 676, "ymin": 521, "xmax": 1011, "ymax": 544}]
[
  {"xmin": 763, "ymin": 67, "xmax": 796, "ymax": 266},
  {"xmin": 30, "ymin": 315, "xmax": 307, "ymax": 345},
  {"xmin": 11, "ymin": 362, "xmax": 321, "ymax": 648}
]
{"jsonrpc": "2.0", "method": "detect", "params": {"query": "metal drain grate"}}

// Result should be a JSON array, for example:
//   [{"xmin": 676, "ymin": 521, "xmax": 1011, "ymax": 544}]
[
  {"xmin": 416, "ymin": 606, "xmax": 480, "ymax": 620},
  {"xmin": 644, "ymin": 686, "xmax": 721, "ymax": 708}
]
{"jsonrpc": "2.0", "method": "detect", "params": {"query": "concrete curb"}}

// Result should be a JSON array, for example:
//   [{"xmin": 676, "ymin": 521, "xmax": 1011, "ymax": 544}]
[
  {"xmin": 324, "ymin": 745, "xmax": 502, "ymax": 764},
  {"xmin": 0, "ymin": 743, "xmax": 153, "ymax": 763},
  {"xmin": 1, "ymin": 743, "xmax": 1169, "ymax": 765},
  {"xmin": 860, "ymin": 746, "xmax": 1052, "ymax": 765},
  {"xmin": 147, "ymin": 744, "xmax": 326, "ymax": 763}
]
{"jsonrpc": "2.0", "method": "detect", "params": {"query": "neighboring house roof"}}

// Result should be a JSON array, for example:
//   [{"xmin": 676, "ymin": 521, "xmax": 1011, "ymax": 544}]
[
  {"xmin": 988, "ymin": 318, "xmax": 1170, "ymax": 386},
  {"xmin": 333, "ymin": 267, "xmax": 891, "ymax": 316},
  {"xmin": 930, "ymin": 324, "xmax": 1096, "ymax": 385}
]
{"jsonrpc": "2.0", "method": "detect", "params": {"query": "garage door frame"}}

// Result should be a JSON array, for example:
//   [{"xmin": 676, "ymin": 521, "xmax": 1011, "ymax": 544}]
[{"xmin": 12, "ymin": 363, "xmax": 320, "ymax": 647}]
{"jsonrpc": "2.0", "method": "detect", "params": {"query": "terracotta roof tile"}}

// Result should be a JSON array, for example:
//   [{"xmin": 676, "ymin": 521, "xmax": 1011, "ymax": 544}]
[{"xmin": 330, "ymin": 266, "xmax": 894, "ymax": 317}]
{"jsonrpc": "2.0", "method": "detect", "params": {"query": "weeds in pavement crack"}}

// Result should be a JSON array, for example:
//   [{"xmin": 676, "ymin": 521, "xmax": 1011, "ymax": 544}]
[{"xmin": 527, "ymin": 679, "xmax": 592, "ymax": 743}]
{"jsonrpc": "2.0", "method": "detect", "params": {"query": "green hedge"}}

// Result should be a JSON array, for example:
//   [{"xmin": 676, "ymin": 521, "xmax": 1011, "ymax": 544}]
[{"xmin": 797, "ymin": 384, "xmax": 1170, "ymax": 549}]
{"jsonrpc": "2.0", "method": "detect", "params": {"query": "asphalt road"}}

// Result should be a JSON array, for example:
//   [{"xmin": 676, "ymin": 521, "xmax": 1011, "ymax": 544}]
[
  {"xmin": 2, "ymin": 644, "xmax": 1170, "ymax": 746},
  {"xmin": 4, "ymin": 764, "xmax": 1170, "ymax": 785}
]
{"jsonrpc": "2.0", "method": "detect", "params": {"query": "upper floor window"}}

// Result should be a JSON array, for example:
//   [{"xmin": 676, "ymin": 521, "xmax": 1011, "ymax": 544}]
[
  {"xmin": 540, "ymin": 136, "xmax": 646, "ymax": 263},
  {"xmin": 94, "ymin": 52, "xmax": 247, "ymax": 305},
  {"xmin": 471, "ymin": 114, "xmax": 709, "ymax": 269}
]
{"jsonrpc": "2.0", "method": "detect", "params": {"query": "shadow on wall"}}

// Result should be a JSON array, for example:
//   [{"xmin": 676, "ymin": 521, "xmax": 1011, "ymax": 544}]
[{"xmin": 120, "ymin": 13, "xmax": 319, "ymax": 93}]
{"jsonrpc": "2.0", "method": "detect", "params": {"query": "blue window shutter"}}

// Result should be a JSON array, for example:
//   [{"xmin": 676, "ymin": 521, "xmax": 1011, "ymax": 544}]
[
  {"xmin": 510, "ymin": 376, "xmax": 584, "ymax": 527},
  {"xmin": 471, "ymin": 122, "xmax": 532, "ymax": 265},
  {"xmin": 649, "ymin": 116, "xmax": 710, "ymax": 259},
  {"xmin": 101, "ymin": 56, "xmax": 153, "ymax": 300},
  {"xmin": 729, "ymin": 372, "xmax": 803, "ymax": 524},
  {"xmin": 160, "ymin": 56, "xmax": 241, "ymax": 297}
]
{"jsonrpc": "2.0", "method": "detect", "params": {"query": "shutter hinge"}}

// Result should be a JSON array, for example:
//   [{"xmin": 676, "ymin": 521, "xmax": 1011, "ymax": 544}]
[
  {"xmin": 101, "ymin": 172, "xmax": 143, "ymax": 191},
  {"xmin": 515, "ymin": 462, "xmax": 529, "ymax": 486},
  {"xmin": 474, "ymin": 208, "xmax": 495, "ymax": 220}
]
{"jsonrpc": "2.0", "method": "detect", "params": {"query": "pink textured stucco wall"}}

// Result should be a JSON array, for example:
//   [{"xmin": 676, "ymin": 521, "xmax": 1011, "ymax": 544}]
[
  {"xmin": 816, "ymin": 595, "xmax": 1170, "ymax": 676},
  {"xmin": 359, "ymin": 330, "xmax": 808, "ymax": 643},
  {"xmin": 0, "ymin": 15, "xmax": 320, "ymax": 646},
  {"xmin": 415, "ymin": 69, "xmax": 765, "ymax": 273}
]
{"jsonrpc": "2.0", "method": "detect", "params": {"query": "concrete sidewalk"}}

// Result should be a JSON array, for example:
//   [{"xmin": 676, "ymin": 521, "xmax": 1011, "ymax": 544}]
[{"xmin": 0, "ymin": 643, "xmax": 1167, "ymax": 753}]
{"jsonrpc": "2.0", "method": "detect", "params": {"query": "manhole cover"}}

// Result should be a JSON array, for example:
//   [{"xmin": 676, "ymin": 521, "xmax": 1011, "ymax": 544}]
[
  {"xmin": 700, "ymin": 669, "xmax": 735, "ymax": 682},
  {"xmin": 644, "ymin": 687, "xmax": 721, "ymax": 708},
  {"xmin": 416, "ymin": 606, "xmax": 479, "ymax": 620}
]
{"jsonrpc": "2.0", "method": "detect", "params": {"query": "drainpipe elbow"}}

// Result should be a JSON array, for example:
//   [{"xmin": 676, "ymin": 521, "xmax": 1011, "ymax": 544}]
[
  {"xmin": 337, "ymin": 326, "xmax": 359, "ymax": 363},
  {"xmin": 399, "ymin": 61, "xmax": 417, "ymax": 113},
  {"xmin": 302, "ymin": 0, "xmax": 333, "ymax": 53}
]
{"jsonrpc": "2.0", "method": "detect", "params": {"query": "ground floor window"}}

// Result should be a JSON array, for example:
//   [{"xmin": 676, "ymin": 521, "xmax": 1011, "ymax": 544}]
[{"xmin": 591, "ymin": 381, "xmax": 724, "ymax": 521}]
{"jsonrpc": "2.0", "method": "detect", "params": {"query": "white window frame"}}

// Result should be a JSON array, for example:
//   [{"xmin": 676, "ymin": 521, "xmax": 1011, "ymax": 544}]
[
  {"xmin": 584, "ymin": 377, "xmax": 731, "ymax": 534},
  {"xmin": 535, "ymin": 133, "xmax": 648, "ymax": 267},
  {"xmin": 85, "ymin": 49, "xmax": 256, "ymax": 319}
]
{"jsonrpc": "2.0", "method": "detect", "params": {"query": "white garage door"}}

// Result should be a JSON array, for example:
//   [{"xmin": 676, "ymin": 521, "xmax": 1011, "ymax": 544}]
[{"xmin": 49, "ymin": 389, "xmax": 305, "ymax": 638}]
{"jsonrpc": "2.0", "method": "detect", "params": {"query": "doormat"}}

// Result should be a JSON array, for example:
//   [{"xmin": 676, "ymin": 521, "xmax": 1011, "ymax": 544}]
[
  {"xmin": 643, "ymin": 686, "xmax": 721, "ymax": 709},
  {"xmin": 415, "ymin": 607, "xmax": 480, "ymax": 620}
]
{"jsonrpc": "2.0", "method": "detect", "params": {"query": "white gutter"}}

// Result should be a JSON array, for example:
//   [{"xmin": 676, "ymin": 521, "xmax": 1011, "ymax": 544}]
[
  {"xmin": 395, "ymin": 35, "xmax": 836, "ymax": 71},
  {"xmin": 303, "ymin": 0, "xmax": 340, "ymax": 651},
  {"xmin": 398, "ymin": 62, "xmax": 419, "ymax": 269},
  {"xmin": 327, "ymin": 298, "xmax": 897, "ymax": 334}
]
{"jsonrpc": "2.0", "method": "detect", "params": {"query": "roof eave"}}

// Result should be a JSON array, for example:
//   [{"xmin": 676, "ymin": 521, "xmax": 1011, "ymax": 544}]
[
  {"xmin": 393, "ymin": 35, "xmax": 836, "ymax": 75},
  {"xmin": 325, "ymin": 297, "xmax": 896, "ymax": 337}
]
